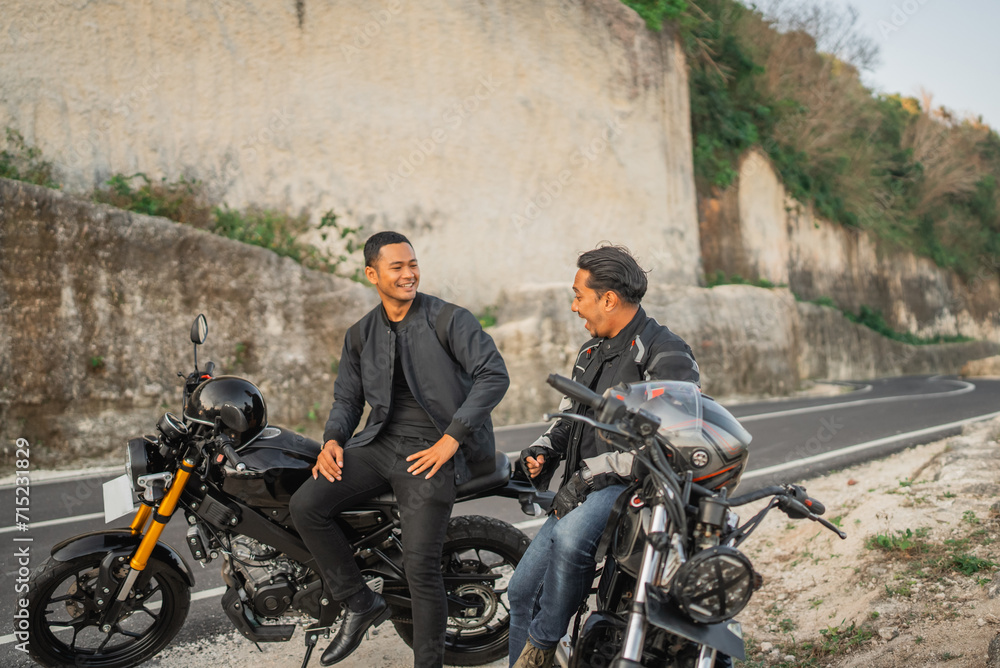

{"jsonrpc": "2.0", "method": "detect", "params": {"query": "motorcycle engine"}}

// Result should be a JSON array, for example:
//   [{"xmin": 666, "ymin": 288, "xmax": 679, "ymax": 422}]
[{"xmin": 228, "ymin": 536, "xmax": 308, "ymax": 619}]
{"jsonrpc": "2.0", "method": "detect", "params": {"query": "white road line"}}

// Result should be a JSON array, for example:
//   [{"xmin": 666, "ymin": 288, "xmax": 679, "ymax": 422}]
[
  {"xmin": 499, "ymin": 379, "xmax": 969, "ymax": 427},
  {"xmin": 742, "ymin": 409, "xmax": 1000, "ymax": 480},
  {"xmin": 192, "ymin": 585, "xmax": 228, "ymax": 601},
  {"xmin": 738, "ymin": 380, "xmax": 975, "ymax": 422},
  {"xmin": 0, "ymin": 466, "xmax": 123, "ymax": 490},
  {"xmin": 513, "ymin": 517, "xmax": 548, "ymax": 530},
  {"xmin": 496, "ymin": 422, "xmax": 549, "ymax": 433},
  {"xmin": 0, "ymin": 511, "xmax": 106, "ymax": 535}
]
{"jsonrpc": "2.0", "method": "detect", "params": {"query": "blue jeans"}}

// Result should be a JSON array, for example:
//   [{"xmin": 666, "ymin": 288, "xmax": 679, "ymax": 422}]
[{"xmin": 507, "ymin": 484, "xmax": 626, "ymax": 665}]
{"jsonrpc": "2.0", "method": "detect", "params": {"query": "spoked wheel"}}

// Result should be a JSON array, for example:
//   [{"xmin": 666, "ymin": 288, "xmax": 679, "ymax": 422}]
[
  {"xmin": 392, "ymin": 515, "xmax": 530, "ymax": 666},
  {"xmin": 27, "ymin": 554, "xmax": 190, "ymax": 667}
]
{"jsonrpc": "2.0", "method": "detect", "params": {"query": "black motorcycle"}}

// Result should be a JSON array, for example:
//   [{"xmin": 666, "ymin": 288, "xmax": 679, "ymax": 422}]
[
  {"xmin": 26, "ymin": 315, "xmax": 547, "ymax": 668},
  {"xmin": 537, "ymin": 374, "xmax": 845, "ymax": 668}
]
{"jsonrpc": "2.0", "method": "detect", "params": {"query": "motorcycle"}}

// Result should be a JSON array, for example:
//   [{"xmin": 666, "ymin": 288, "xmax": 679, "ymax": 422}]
[
  {"xmin": 26, "ymin": 314, "xmax": 549, "ymax": 668},
  {"xmin": 536, "ymin": 374, "xmax": 846, "ymax": 668}
]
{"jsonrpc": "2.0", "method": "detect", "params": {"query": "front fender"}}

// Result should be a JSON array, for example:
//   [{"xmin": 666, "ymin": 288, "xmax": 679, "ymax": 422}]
[
  {"xmin": 644, "ymin": 584, "xmax": 745, "ymax": 661},
  {"xmin": 50, "ymin": 529, "xmax": 196, "ymax": 588}
]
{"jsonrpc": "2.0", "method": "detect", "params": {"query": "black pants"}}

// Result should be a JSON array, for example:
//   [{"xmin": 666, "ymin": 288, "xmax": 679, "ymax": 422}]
[{"xmin": 289, "ymin": 433, "xmax": 457, "ymax": 668}]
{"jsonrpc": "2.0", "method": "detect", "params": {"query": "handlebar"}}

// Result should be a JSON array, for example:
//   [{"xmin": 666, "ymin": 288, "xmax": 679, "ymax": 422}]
[
  {"xmin": 725, "ymin": 485, "xmax": 786, "ymax": 507},
  {"xmin": 219, "ymin": 439, "xmax": 246, "ymax": 472},
  {"xmin": 547, "ymin": 374, "xmax": 605, "ymax": 412},
  {"xmin": 803, "ymin": 496, "xmax": 825, "ymax": 515},
  {"xmin": 784, "ymin": 484, "xmax": 826, "ymax": 516},
  {"xmin": 727, "ymin": 484, "xmax": 825, "ymax": 514},
  {"xmin": 723, "ymin": 484, "xmax": 845, "ymax": 540}
]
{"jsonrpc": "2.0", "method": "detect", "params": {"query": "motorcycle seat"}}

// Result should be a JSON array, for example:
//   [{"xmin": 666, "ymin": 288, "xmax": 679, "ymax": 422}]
[{"xmin": 369, "ymin": 452, "xmax": 511, "ymax": 503}]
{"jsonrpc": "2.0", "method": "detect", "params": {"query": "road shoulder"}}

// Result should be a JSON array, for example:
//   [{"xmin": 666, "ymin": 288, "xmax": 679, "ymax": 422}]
[{"xmin": 738, "ymin": 416, "xmax": 1000, "ymax": 667}]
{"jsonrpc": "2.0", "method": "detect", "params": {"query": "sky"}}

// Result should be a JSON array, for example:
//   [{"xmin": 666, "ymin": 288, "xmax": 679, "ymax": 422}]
[{"xmin": 786, "ymin": 0, "xmax": 1000, "ymax": 129}]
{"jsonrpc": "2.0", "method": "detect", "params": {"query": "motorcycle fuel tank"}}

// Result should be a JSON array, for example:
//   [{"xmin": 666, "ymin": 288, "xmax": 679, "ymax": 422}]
[{"xmin": 221, "ymin": 427, "xmax": 321, "ymax": 508}]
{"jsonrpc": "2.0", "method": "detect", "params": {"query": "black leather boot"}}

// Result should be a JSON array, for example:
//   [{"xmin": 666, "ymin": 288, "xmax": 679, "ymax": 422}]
[{"xmin": 319, "ymin": 593, "xmax": 390, "ymax": 666}]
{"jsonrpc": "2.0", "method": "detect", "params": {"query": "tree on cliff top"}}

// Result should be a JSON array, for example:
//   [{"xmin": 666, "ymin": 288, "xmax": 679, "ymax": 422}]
[{"xmin": 631, "ymin": 0, "xmax": 1000, "ymax": 279}]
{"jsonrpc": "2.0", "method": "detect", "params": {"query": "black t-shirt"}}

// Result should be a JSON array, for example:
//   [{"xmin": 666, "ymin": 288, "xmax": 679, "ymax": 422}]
[{"xmin": 384, "ymin": 321, "xmax": 442, "ymax": 441}]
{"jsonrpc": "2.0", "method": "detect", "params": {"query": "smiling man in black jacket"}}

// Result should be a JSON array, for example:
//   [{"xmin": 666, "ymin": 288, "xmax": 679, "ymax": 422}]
[{"xmin": 290, "ymin": 231, "xmax": 509, "ymax": 668}]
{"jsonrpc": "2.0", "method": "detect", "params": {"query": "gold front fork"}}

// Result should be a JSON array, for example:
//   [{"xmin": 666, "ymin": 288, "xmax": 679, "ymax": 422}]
[
  {"xmin": 129, "ymin": 460, "xmax": 194, "ymax": 571},
  {"xmin": 129, "ymin": 504, "xmax": 152, "ymax": 535}
]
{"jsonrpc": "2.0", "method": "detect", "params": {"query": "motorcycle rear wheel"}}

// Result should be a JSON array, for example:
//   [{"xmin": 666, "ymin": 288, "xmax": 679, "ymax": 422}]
[
  {"xmin": 392, "ymin": 515, "xmax": 530, "ymax": 666},
  {"xmin": 27, "ymin": 554, "xmax": 190, "ymax": 667}
]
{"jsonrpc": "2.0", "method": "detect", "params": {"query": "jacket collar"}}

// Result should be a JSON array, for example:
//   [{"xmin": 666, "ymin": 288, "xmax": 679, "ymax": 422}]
[
  {"xmin": 594, "ymin": 306, "xmax": 646, "ymax": 357},
  {"xmin": 378, "ymin": 292, "xmax": 424, "ymax": 329}
]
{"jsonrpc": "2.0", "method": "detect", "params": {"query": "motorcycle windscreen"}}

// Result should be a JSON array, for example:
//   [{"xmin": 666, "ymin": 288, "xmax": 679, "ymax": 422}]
[
  {"xmin": 643, "ymin": 584, "xmax": 746, "ymax": 661},
  {"xmin": 609, "ymin": 381, "xmax": 750, "ymax": 452},
  {"xmin": 612, "ymin": 381, "xmax": 751, "ymax": 490},
  {"xmin": 608, "ymin": 381, "xmax": 703, "ymax": 436}
]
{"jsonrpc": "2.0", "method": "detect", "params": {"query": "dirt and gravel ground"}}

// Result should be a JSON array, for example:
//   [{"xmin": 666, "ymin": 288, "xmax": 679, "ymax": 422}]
[
  {"xmin": 146, "ymin": 415, "xmax": 1000, "ymax": 668},
  {"xmin": 737, "ymin": 415, "xmax": 1000, "ymax": 668},
  {"xmin": 153, "ymin": 623, "xmax": 509, "ymax": 668}
]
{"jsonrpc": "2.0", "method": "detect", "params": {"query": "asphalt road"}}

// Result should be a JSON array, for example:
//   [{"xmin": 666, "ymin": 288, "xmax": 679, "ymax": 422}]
[{"xmin": 3, "ymin": 374, "xmax": 999, "ymax": 665}]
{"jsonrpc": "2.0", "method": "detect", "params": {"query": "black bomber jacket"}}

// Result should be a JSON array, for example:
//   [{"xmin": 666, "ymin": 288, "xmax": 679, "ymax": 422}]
[{"xmin": 323, "ymin": 292, "xmax": 510, "ymax": 485}]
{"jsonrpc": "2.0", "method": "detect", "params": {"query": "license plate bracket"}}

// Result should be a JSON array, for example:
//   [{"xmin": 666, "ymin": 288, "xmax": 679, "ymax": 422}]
[{"xmin": 103, "ymin": 474, "xmax": 137, "ymax": 523}]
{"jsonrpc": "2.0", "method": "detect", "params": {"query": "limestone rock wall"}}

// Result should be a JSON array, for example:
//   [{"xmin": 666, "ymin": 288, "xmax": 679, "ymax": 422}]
[
  {"xmin": 699, "ymin": 150, "xmax": 1000, "ymax": 343},
  {"xmin": 0, "ymin": 178, "xmax": 371, "ymax": 467},
  {"xmin": 0, "ymin": 0, "xmax": 701, "ymax": 309}
]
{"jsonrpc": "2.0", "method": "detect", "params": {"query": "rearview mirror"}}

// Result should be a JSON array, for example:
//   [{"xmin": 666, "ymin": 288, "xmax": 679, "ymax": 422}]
[{"xmin": 190, "ymin": 314, "xmax": 208, "ymax": 345}]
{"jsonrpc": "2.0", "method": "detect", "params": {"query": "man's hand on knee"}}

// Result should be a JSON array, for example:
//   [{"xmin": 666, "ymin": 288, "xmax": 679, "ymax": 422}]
[
  {"xmin": 552, "ymin": 471, "xmax": 590, "ymax": 518},
  {"xmin": 314, "ymin": 440, "xmax": 344, "ymax": 482},
  {"xmin": 405, "ymin": 434, "xmax": 460, "ymax": 479}
]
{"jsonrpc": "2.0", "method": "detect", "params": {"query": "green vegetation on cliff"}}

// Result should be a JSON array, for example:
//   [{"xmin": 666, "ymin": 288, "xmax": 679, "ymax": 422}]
[
  {"xmin": 0, "ymin": 128, "xmax": 58, "ymax": 189},
  {"xmin": 631, "ymin": 0, "xmax": 1000, "ymax": 279},
  {"xmin": 0, "ymin": 133, "xmax": 363, "ymax": 276},
  {"xmin": 90, "ymin": 173, "xmax": 362, "ymax": 277},
  {"xmin": 621, "ymin": 0, "xmax": 687, "ymax": 30}
]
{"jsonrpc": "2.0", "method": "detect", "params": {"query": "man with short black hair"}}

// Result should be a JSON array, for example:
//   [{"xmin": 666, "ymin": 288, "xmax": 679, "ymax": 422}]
[
  {"xmin": 290, "ymin": 231, "xmax": 509, "ymax": 668},
  {"xmin": 507, "ymin": 245, "xmax": 699, "ymax": 668}
]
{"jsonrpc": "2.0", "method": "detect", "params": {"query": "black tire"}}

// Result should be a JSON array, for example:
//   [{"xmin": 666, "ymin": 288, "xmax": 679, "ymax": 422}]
[
  {"xmin": 26, "ymin": 554, "xmax": 190, "ymax": 667},
  {"xmin": 393, "ymin": 515, "xmax": 530, "ymax": 666}
]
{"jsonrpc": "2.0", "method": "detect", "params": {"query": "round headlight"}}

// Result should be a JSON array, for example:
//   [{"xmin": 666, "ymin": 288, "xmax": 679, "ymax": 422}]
[{"xmin": 670, "ymin": 546, "xmax": 754, "ymax": 624}]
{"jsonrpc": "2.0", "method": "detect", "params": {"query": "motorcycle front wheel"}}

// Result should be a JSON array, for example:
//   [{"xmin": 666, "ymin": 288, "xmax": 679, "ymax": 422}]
[
  {"xmin": 392, "ymin": 514, "xmax": 530, "ymax": 666},
  {"xmin": 27, "ymin": 554, "xmax": 190, "ymax": 667}
]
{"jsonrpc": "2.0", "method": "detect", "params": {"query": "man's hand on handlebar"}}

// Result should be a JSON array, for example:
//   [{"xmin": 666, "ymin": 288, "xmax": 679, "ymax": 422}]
[
  {"xmin": 525, "ymin": 455, "xmax": 545, "ymax": 478},
  {"xmin": 520, "ymin": 445, "xmax": 554, "ymax": 480},
  {"xmin": 314, "ymin": 440, "xmax": 344, "ymax": 482}
]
